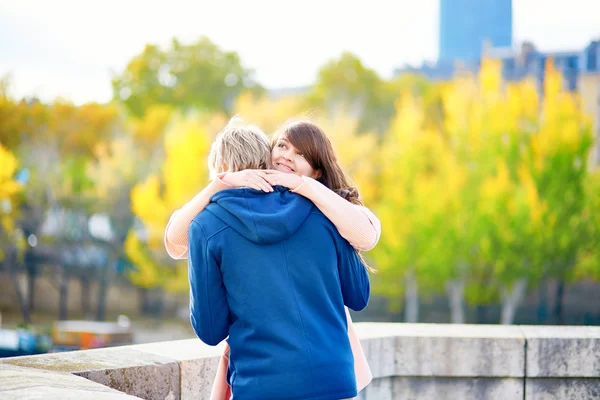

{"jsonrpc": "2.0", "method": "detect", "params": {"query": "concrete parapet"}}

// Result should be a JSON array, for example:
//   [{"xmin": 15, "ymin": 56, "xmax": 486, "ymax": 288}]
[
  {"xmin": 0, "ymin": 363, "xmax": 141, "ymax": 399},
  {"xmin": 2, "ymin": 323, "xmax": 600, "ymax": 399}
]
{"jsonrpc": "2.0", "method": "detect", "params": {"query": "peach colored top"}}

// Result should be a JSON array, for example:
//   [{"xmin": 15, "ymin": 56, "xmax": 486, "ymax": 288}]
[{"xmin": 165, "ymin": 174, "xmax": 380, "ymax": 397}]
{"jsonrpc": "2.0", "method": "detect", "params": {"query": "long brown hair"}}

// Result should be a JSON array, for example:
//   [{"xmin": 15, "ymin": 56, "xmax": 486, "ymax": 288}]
[{"xmin": 272, "ymin": 120, "xmax": 376, "ymax": 272}]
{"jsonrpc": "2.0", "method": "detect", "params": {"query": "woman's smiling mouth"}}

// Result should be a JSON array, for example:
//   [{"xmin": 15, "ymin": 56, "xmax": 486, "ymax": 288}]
[{"xmin": 276, "ymin": 163, "xmax": 295, "ymax": 173}]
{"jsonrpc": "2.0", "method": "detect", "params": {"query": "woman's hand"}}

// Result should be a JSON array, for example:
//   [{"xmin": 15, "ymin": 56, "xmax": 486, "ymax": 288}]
[
  {"xmin": 221, "ymin": 170, "xmax": 275, "ymax": 192},
  {"xmin": 264, "ymin": 170, "xmax": 305, "ymax": 191}
]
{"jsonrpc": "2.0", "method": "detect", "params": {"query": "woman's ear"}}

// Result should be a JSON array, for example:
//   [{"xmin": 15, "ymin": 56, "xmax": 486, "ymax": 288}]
[{"xmin": 311, "ymin": 169, "xmax": 322, "ymax": 180}]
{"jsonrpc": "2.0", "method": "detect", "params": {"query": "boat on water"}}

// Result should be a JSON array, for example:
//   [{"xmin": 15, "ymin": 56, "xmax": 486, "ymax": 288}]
[
  {"xmin": 50, "ymin": 315, "xmax": 133, "ymax": 351},
  {"xmin": 0, "ymin": 315, "xmax": 133, "ymax": 357}
]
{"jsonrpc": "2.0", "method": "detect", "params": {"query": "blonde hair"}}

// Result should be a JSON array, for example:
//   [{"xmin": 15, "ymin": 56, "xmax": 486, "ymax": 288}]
[{"xmin": 208, "ymin": 117, "xmax": 271, "ymax": 179}]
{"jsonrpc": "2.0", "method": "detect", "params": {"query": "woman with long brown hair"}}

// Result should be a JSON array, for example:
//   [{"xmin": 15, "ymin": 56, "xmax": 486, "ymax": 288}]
[{"xmin": 165, "ymin": 118, "xmax": 379, "ymax": 398}]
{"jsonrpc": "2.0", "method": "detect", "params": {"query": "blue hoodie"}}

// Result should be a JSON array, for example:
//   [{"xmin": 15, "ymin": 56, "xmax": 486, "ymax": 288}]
[{"xmin": 188, "ymin": 186, "xmax": 370, "ymax": 400}]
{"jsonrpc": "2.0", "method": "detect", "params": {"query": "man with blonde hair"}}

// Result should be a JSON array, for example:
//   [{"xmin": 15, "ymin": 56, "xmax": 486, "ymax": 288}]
[
  {"xmin": 187, "ymin": 117, "xmax": 369, "ymax": 399},
  {"xmin": 207, "ymin": 117, "xmax": 271, "ymax": 179}
]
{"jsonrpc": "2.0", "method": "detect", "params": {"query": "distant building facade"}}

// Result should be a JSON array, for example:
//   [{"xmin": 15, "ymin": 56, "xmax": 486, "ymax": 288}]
[
  {"xmin": 396, "ymin": 42, "xmax": 598, "ymax": 89},
  {"xmin": 578, "ymin": 41, "xmax": 600, "ymax": 166},
  {"xmin": 439, "ymin": 0, "xmax": 512, "ymax": 63},
  {"xmin": 401, "ymin": 0, "xmax": 598, "ymax": 93}
]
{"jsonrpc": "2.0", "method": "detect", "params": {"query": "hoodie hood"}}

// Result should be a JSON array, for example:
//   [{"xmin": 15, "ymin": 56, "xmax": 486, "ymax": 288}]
[{"xmin": 206, "ymin": 186, "xmax": 314, "ymax": 244}]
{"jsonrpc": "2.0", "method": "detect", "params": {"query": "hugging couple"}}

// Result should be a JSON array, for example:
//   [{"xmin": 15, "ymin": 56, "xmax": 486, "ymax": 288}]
[{"xmin": 164, "ymin": 117, "xmax": 379, "ymax": 400}]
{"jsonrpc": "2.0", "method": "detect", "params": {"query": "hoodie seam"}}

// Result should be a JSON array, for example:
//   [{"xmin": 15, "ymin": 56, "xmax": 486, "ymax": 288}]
[
  {"xmin": 284, "ymin": 189, "xmax": 300, "ymax": 237},
  {"xmin": 204, "ymin": 224, "xmax": 231, "ymax": 242},
  {"xmin": 242, "ymin": 189, "xmax": 262, "ymax": 242},
  {"xmin": 280, "ymin": 241, "xmax": 317, "ymax": 389}
]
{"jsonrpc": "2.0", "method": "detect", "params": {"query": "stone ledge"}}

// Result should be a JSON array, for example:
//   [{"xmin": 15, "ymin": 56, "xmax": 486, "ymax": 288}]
[
  {"xmin": 1, "ymin": 346, "xmax": 181, "ymax": 399},
  {"xmin": 525, "ymin": 378, "xmax": 600, "ymax": 400},
  {"xmin": 0, "ymin": 339, "xmax": 227, "ymax": 400},
  {"xmin": 0, "ymin": 363, "xmax": 141, "ymax": 400},
  {"xmin": 130, "ymin": 340, "xmax": 226, "ymax": 400},
  {"xmin": 356, "ymin": 376, "xmax": 524, "ymax": 400},
  {"xmin": 521, "ymin": 326, "xmax": 600, "ymax": 378},
  {"xmin": 355, "ymin": 323, "xmax": 525, "ymax": 378}
]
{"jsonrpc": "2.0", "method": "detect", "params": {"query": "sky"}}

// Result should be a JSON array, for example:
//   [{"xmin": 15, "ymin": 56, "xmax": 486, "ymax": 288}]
[{"xmin": 0, "ymin": 0, "xmax": 599, "ymax": 104}]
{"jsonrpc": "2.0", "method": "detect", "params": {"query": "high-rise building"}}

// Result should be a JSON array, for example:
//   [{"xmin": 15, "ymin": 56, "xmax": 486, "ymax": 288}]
[{"xmin": 439, "ymin": 0, "xmax": 513, "ymax": 62}]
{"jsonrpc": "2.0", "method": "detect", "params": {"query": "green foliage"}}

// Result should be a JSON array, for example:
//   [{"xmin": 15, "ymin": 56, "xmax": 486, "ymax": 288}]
[
  {"xmin": 307, "ymin": 52, "xmax": 397, "ymax": 133},
  {"xmin": 371, "ymin": 59, "xmax": 597, "ymax": 309},
  {"xmin": 112, "ymin": 37, "xmax": 264, "ymax": 118}
]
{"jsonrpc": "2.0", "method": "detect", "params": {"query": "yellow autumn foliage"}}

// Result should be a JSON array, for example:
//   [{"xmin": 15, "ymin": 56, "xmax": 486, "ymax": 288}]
[
  {"xmin": 311, "ymin": 114, "xmax": 379, "ymax": 206},
  {"xmin": 126, "ymin": 116, "xmax": 212, "ymax": 290},
  {"xmin": 0, "ymin": 141, "xmax": 22, "ymax": 261},
  {"xmin": 372, "ymin": 56, "xmax": 593, "ymax": 304},
  {"xmin": 233, "ymin": 92, "xmax": 305, "ymax": 134}
]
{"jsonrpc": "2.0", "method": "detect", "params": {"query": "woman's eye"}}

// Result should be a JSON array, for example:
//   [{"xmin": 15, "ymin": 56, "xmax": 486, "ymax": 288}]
[
  {"xmin": 297, "ymin": 153, "xmax": 305, "ymax": 158},
  {"xmin": 277, "ymin": 143, "xmax": 286, "ymax": 149}
]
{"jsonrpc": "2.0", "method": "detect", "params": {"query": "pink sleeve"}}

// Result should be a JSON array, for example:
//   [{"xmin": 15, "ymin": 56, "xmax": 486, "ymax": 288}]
[
  {"xmin": 346, "ymin": 308, "xmax": 372, "ymax": 391},
  {"xmin": 292, "ymin": 176, "xmax": 381, "ymax": 250},
  {"xmin": 210, "ymin": 343, "xmax": 232, "ymax": 400},
  {"xmin": 164, "ymin": 176, "xmax": 232, "ymax": 260}
]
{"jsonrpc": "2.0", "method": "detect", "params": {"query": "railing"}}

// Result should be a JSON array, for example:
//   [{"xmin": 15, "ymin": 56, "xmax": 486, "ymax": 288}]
[{"xmin": 1, "ymin": 323, "xmax": 599, "ymax": 399}]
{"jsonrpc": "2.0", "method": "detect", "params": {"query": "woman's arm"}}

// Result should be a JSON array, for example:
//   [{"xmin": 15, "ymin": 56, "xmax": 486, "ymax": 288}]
[
  {"xmin": 266, "ymin": 172, "xmax": 381, "ymax": 250},
  {"xmin": 164, "ymin": 170, "xmax": 275, "ymax": 259},
  {"xmin": 164, "ymin": 176, "xmax": 232, "ymax": 259},
  {"xmin": 293, "ymin": 177, "xmax": 381, "ymax": 250}
]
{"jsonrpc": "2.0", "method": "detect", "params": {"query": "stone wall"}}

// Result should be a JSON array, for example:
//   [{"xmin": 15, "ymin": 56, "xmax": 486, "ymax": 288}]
[{"xmin": 2, "ymin": 323, "xmax": 600, "ymax": 399}]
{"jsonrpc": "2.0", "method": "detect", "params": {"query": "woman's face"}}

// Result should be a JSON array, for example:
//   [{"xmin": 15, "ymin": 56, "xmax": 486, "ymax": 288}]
[{"xmin": 271, "ymin": 137, "xmax": 319, "ymax": 178}]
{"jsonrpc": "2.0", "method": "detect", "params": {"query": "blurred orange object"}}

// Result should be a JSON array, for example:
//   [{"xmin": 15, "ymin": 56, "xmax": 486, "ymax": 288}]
[{"xmin": 52, "ymin": 317, "xmax": 133, "ymax": 350}]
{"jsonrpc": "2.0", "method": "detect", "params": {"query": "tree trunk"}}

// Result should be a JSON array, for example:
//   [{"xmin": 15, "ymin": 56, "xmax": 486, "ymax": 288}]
[
  {"xmin": 7, "ymin": 250, "xmax": 30, "ymax": 324},
  {"xmin": 536, "ymin": 280, "xmax": 548, "ymax": 324},
  {"xmin": 80, "ymin": 276, "xmax": 91, "ymax": 318},
  {"xmin": 553, "ymin": 280, "xmax": 566, "ymax": 325},
  {"xmin": 156, "ymin": 290, "xmax": 165, "ymax": 320},
  {"xmin": 476, "ymin": 305, "xmax": 487, "ymax": 324},
  {"xmin": 96, "ymin": 263, "xmax": 109, "ymax": 321},
  {"xmin": 96, "ymin": 256, "xmax": 116, "ymax": 321},
  {"xmin": 404, "ymin": 269, "xmax": 419, "ymax": 323},
  {"xmin": 58, "ymin": 266, "xmax": 69, "ymax": 321},
  {"xmin": 139, "ymin": 287, "xmax": 149, "ymax": 315},
  {"xmin": 500, "ymin": 278, "xmax": 528, "ymax": 325},
  {"xmin": 26, "ymin": 262, "xmax": 37, "ymax": 312},
  {"xmin": 446, "ymin": 279, "xmax": 466, "ymax": 323}
]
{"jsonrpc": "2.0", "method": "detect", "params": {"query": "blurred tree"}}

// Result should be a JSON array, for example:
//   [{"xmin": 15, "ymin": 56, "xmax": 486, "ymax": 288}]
[
  {"xmin": 439, "ymin": 62, "xmax": 545, "ymax": 324},
  {"xmin": 308, "ymin": 52, "xmax": 397, "ymax": 134},
  {"xmin": 527, "ymin": 61, "xmax": 593, "ymax": 324},
  {"xmin": 87, "ymin": 131, "xmax": 155, "ymax": 319},
  {"xmin": 0, "ymin": 142, "xmax": 22, "ymax": 249},
  {"xmin": 0, "ymin": 77, "xmax": 22, "ymax": 151},
  {"xmin": 312, "ymin": 114, "xmax": 380, "ymax": 209},
  {"xmin": 0, "ymin": 93, "xmax": 119, "ymax": 157},
  {"xmin": 233, "ymin": 92, "xmax": 304, "ymax": 134},
  {"xmin": 574, "ymin": 169, "xmax": 600, "ymax": 282},
  {"xmin": 370, "ymin": 94, "xmax": 452, "ymax": 321},
  {"xmin": 112, "ymin": 37, "xmax": 263, "ymax": 118},
  {"xmin": 129, "ymin": 104, "xmax": 173, "ymax": 149},
  {"xmin": 1, "ymin": 90, "xmax": 123, "ymax": 321},
  {"xmin": 371, "ymin": 59, "xmax": 594, "ymax": 324},
  {"xmin": 0, "ymin": 140, "xmax": 27, "ymax": 321},
  {"xmin": 126, "ymin": 116, "xmax": 212, "ymax": 294}
]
